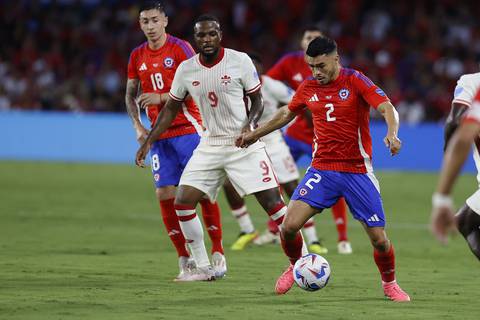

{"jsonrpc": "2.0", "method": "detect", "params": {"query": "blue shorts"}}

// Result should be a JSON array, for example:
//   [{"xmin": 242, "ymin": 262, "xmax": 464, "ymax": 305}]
[
  {"xmin": 291, "ymin": 168, "xmax": 385, "ymax": 227},
  {"xmin": 284, "ymin": 135, "xmax": 312, "ymax": 162},
  {"xmin": 149, "ymin": 133, "xmax": 200, "ymax": 188}
]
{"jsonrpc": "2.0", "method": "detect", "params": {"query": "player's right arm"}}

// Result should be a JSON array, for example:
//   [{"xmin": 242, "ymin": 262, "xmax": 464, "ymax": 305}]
[
  {"xmin": 135, "ymin": 97, "xmax": 183, "ymax": 167},
  {"xmin": 125, "ymin": 78, "xmax": 149, "ymax": 145}
]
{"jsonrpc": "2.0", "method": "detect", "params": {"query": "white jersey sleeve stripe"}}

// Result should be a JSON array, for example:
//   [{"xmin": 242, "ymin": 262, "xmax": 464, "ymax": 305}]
[
  {"xmin": 169, "ymin": 92, "xmax": 184, "ymax": 101},
  {"xmin": 246, "ymin": 83, "xmax": 261, "ymax": 94},
  {"xmin": 452, "ymin": 98, "xmax": 472, "ymax": 107}
]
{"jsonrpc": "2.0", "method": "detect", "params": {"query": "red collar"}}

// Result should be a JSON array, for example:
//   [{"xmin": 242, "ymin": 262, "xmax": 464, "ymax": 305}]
[{"xmin": 199, "ymin": 47, "xmax": 225, "ymax": 68}]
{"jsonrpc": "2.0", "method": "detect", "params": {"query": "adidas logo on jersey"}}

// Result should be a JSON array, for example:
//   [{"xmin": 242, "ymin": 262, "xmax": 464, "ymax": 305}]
[
  {"xmin": 367, "ymin": 214, "xmax": 380, "ymax": 222},
  {"xmin": 139, "ymin": 63, "xmax": 147, "ymax": 71},
  {"xmin": 309, "ymin": 93, "xmax": 320, "ymax": 102}
]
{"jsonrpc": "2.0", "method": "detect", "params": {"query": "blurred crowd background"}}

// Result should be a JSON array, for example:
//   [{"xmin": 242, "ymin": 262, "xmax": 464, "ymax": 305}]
[{"xmin": 1, "ymin": 0, "xmax": 479, "ymax": 123}]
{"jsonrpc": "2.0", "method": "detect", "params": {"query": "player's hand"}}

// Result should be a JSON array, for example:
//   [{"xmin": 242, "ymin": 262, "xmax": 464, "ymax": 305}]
[
  {"xmin": 137, "ymin": 93, "xmax": 161, "ymax": 109},
  {"xmin": 235, "ymin": 125, "xmax": 257, "ymax": 148},
  {"xmin": 135, "ymin": 125, "xmax": 150, "ymax": 145},
  {"xmin": 135, "ymin": 141, "xmax": 151, "ymax": 168},
  {"xmin": 430, "ymin": 204, "xmax": 456, "ymax": 245},
  {"xmin": 384, "ymin": 134, "xmax": 402, "ymax": 156}
]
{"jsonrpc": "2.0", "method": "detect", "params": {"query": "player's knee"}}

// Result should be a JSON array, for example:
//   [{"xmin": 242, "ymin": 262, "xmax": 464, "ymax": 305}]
[
  {"xmin": 155, "ymin": 187, "xmax": 175, "ymax": 201},
  {"xmin": 371, "ymin": 237, "xmax": 389, "ymax": 251},
  {"xmin": 282, "ymin": 221, "xmax": 300, "ymax": 240}
]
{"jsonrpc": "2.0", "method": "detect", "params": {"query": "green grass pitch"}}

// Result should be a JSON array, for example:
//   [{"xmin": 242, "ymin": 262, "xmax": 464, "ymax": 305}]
[{"xmin": 0, "ymin": 161, "xmax": 478, "ymax": 319}]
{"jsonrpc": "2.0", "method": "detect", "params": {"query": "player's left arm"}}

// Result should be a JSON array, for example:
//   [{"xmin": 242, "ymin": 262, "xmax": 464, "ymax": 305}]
[
  {"xmin": 135, "ymin": 97, "xmax": 183, "ymax": 167},
  {"xmin": 431, "ymin": 121, "xmax": 480, "ymax": 243},
  {"xmin": 377, "ymin": 101, "xmax": 401, "ymax": 156},
  {"xmin": 244, "ymin": 90, "xmax": 264, "ymax": 133},
  {"xmin": 137, "ymin": 92, "xmax": 170, "ymax": 109}
]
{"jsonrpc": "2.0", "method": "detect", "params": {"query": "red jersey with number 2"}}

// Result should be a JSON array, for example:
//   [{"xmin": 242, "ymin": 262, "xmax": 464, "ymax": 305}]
[
  {"xmin": 127, "ymin": 34, "xmax": 202, "ymax": 139},
  {"xmin": 267, "ymin": 51, "xmax": 314, "ymax": 144},
  {"xmin": 288, "ymin": 68, "xmax": 390, "ymax": 173}
]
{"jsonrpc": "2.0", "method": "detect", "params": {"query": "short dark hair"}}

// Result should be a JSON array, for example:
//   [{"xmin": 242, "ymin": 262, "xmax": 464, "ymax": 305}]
[
  {"xmin": 248, "ymin": 52, "xmax": 262, "ymax": 64},
  {"xmin": 194, "ymin": 14, "xmax": 221, "ymax": 27},
  {"xmin": 139, "ymin": 1, "xmax": 165, "ymax": 14},
  {"xmin": 302, "ymin": 25, "xmax": 323, "ymax": 34},
  {"xmin": 306, "ymin": 36, "xmax": 337, "ymax": 57}
]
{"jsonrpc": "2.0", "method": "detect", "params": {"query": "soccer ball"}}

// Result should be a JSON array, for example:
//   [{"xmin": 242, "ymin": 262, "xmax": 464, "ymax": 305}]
[{"xmin": 293, "ymin": 253, "xmax": 331, "ymax": 291}]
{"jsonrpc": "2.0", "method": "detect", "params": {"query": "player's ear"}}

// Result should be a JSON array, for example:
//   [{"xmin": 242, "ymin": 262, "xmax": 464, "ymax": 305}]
[
  {"xmin": 164, "ymin": 15, "xmax": 168, "ymax": 28},
  {"xmin": 218, "ymin": 30, "xmax": 223, "ymax": 42}
]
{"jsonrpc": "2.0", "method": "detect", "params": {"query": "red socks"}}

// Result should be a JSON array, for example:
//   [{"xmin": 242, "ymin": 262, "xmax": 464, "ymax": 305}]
[
  {"xmin": 374, "ymin": 244, "xmax": 396, "ymax": 283},
  {"xmin": 280, "ymin": 231, "xmax": 304, "ymax": 265},
  {"xmin": 332, "ymin": 198, "xmax": 348, "ymax": 242},
  {"xmin": 200, "ymin": 199, "xmax": 224, "ymax": 254},
  {"xmin": 159, "ymin": 198, "xmax": 189, "ymax": 257}
]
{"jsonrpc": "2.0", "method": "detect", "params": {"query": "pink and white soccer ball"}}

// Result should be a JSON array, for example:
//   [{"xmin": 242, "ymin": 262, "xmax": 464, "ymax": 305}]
[{"xmin": 293, "ymin": 253, "xmax": 331, "ymax": 291}]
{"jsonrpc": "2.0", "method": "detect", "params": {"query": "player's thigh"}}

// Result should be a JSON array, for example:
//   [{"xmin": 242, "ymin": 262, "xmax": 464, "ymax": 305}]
[
  {"xmin": 179, "ymin": 143, "xmax": 226, "ymax": 202},
  {"xmin": 224, "ymin": 143, "xmax": 279, "ymax": 197},
  {"xmin": 283, "ymin": 200, "xmax": 319, "ymax": 234},
  {"xmin": 291, "ymin": 168, "xmax": 342, "ymax": 211},
  {"xmin": 342, "ymin": 172, "xmax": 386, "ymax": 228},
  {"xmin": 265, "ymin": 140, "xmax": 300, "ymax": 184},
  {"xmin": 149, "ymin": 139, "xmax": 181, "ymax": 188}
]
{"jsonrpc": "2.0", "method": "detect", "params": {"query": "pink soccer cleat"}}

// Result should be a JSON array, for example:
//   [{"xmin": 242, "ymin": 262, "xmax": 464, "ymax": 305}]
[
  {"xmin": 275, "ymin": 265, "xmax": 295, "ymax": 295},
  {"xmin": 382, "ymin": 281, "xmax": 411, "ymax": 302}
]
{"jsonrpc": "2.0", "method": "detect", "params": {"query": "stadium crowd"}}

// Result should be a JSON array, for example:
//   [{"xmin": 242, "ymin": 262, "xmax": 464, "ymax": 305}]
[{"xmin": 0, "ymin": 0, "xmax": 479, "ymax": 122}]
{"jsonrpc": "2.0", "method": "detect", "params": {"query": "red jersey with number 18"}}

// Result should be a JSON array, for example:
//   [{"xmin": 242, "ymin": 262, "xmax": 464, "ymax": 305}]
[
  {"xmin": 127, "ymin": 34, "xmax": 203, "ymax": 139},
  {"xmin": 288, "ymin": 68, "xmax": 390, "ymax": 173}
]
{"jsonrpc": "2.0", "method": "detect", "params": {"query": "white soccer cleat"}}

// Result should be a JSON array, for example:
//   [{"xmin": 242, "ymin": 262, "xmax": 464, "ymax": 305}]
[
  {"xmin": 337, "ymin": 241, "xmax": 353, "ymax": 254},
  {"xmin": 174, "ymin": 256, "xmax": 197, "ymax": 281},
  {"xmin": 212, "ymin": 252, "xmax": 227, "ymax": 279},
  {"xmin": 253, "ymin": 229, "xmax": 280, "ymax": 246},
  {"xmin": 175, "ymin": 266, "xmax": 216, "ymax": 282}
]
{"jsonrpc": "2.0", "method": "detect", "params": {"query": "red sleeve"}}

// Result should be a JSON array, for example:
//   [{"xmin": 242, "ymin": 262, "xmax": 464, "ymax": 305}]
[
  {"xmin": 266, "ymin": 57, "xmax": 288, "ymax": 81},
  {"xmin": 174, "ymin": 39, "xmax": 196, "ymax": 62},
  {"xmin": 287, "ymin": 82, "xmax": 307, "ymax": 114},
  {"xmin": 351, "ymin": 71, "xmax": 389, "ymax": 109},
  {"xmin": 127, "ymin": 50, "xmax": 138, "ymax": 79}
]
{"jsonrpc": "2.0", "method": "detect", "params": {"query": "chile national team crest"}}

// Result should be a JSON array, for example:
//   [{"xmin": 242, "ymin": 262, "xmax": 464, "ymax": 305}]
[
  {"xmin": 339, "ymin": 88, "xmax": 350, "ymax": 100},
  {"xmin": 163, "ymin": 57, "xmax": 174, "ymax": 68}
]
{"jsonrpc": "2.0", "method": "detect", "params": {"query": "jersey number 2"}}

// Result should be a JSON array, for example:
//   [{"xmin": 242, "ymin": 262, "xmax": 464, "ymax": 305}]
[{"xmin": 325, "ymin": 103, "xmax": 336, "ymax": 122}]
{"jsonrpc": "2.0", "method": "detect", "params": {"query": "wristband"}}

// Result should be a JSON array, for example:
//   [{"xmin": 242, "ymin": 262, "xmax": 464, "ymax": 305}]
[{"xmin": 432, "ymin": 193, "xmax": 453, "ymax": 208}]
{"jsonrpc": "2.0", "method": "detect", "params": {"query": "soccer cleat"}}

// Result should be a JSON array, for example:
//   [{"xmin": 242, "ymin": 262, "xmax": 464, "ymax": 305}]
[
  {"xmin": 174, "ymin": 256, "xmax": 196, "ymax": 281},
  {"xmin": 253, "ymin": 229, "xmax": 280, "ymax": 246},
  {"xmin": 337, "ymin": 241, "xmax": 353, "ymax": 254},
  {"xmin": 175, "ymin": 266, "xmax": 216, "ymax": 282},
  {"xmin": 308, "ymin": 241, "xmax": 328, "ymax": 255},
  {"xmin": 212, "ymin": 252, "xmax": 227, "ymax": 279},
  {"xmin": 275, "ymin": 264, "xmax": 295, "ymax": 294},
  {"xmin": 230, "ymin": 231, "xmax": 258, "ymax": 251},
  {"xmin": 382, "ymin": 281, "xmax": 411, "ymax": 302}
]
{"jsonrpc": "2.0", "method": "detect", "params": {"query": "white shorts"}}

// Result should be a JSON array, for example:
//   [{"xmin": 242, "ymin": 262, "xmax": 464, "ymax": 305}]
[
  {"xmin": 263, "ymin": 135, "xmax": 299, "ymax": 184},
  {"xmin": 466, "ymin": 189, "xmax": 480, "ymax": 215},
  {"xmin": 179, "ymin": 140, "xmax": 279, "ymax": 201}
]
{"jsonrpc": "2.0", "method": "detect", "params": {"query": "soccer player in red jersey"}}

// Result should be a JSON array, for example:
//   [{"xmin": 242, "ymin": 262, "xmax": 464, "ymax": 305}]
[
  {"xmin": 125, "ymin": 2, "xmax": 224, "ymax": 281},
  {"xmin": 267, "ymin": 27, "xmax": 351, "ymax": 254},
  {"xmin": 238, "ymin": 36, "xmax": 410, "ymax": 301}
]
